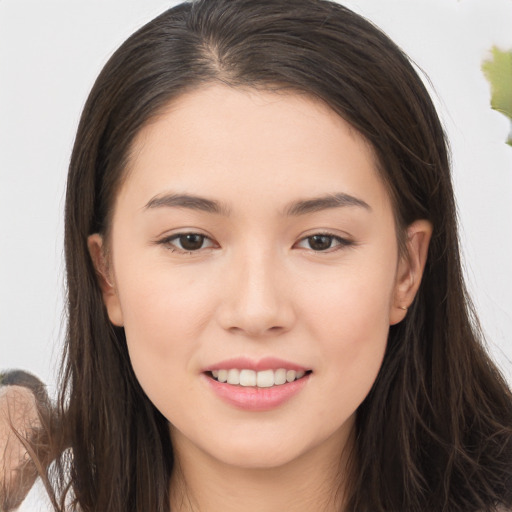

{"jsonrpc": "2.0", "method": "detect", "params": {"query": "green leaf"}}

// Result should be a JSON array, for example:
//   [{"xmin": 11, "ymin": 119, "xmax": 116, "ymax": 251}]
[{"xmin": 482, "ymin": 46, "xmax": 512, "ymax": 145}]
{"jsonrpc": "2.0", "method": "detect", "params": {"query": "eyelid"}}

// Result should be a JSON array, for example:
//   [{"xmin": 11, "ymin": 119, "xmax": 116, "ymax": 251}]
[
  {"xmin": 156, "ymin": 230, "xmax": 218, "ymax": 253},
  {"xmin": 294, "ymin": 231, "xmax": 355, "ymax": 252},
  {"xmin": 153, "ymin": 229, "xmax": 354, "ymax": 254}
]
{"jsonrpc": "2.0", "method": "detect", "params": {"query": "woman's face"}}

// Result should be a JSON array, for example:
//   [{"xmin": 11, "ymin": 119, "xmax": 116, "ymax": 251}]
[{"xmin": 90, "ymin": 84, "xmax": 428, "ymax": 470}]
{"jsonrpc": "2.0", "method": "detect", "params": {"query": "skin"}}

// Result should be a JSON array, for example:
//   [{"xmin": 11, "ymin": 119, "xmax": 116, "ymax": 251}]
[{"xmin": 89, "ymin": 84, "xmax": 431, "ymax": 511}]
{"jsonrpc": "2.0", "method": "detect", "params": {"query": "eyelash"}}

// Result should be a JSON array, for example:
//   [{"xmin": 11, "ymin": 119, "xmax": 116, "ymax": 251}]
[
  {"xmin": 295, "ymin": 233, "xmax": 354, "ymax": 252},
  {"xmin": 157, "ymin": 232, "xmax": 354, "ymax": 254},
  {"xmin": 158, "ymin": 233, "xmax": 216, "ymax": 254}
]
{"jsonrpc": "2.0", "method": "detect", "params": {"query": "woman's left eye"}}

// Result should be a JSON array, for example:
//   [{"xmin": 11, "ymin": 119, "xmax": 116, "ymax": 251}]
[
  {"xmin": 160, "ymin": 233, "xmax": 215, "ymax": 252},
  {"xmin": 295, "ymin": 234, "xmax": 352, "ymax": 252}
]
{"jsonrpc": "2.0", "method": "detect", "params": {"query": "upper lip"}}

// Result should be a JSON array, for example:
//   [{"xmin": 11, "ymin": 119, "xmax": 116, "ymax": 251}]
[{"xmin": 203, "ymin": 357, "xmax": 310, "ymax": 373}]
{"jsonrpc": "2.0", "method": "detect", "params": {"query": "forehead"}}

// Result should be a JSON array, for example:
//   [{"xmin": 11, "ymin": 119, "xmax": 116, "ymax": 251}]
[{"xmin": 118, "ymin": 84, "xmax": 391, "ymax": 217}]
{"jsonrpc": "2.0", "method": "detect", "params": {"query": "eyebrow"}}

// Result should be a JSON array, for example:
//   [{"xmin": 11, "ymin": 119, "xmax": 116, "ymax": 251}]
[
  {"xmin": 144, "ymin": 193, "xmax": 230, "ymax": 215},
  {"xmin": 143, "ymin": 191, "xmax": 371, "ymax": 216},
  {"xmin": 284, "ymin": 193, "xmax": 371, "ymax": 216}
]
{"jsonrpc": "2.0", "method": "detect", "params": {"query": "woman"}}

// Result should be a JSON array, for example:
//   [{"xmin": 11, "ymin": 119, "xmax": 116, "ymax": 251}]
[{"xmin": 1, "ymin": 0, "xmax": 511, "ymax": 510}]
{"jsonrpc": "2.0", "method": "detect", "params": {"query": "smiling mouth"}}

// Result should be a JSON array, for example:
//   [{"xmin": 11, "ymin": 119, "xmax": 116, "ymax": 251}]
[{"xmin": 207, "ymin": 369, "xmax": 312, "ymax": 388}]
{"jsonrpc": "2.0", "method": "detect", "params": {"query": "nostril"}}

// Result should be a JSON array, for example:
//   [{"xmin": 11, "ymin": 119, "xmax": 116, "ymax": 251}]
[{"xmin": 226, "ymin": 324, "xmax": 287, "ymax": 337}]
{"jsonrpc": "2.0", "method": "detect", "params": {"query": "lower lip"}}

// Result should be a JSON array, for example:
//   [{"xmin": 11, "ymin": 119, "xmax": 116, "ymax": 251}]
[{"xmin": 203, "ymin": 373, "xmax": 310, "ymax": 411}]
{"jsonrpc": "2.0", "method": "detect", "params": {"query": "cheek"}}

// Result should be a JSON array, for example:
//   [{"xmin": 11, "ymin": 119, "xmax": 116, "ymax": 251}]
[
  {"xmin": 303, "ymin": 250, "xmax": 396, "ymax": 338},
  {"xmin": 301, "ymin": 253, "xmax": 396, "ymax": 406},
  {"xmin": 113, "ymin": 261, "xmax": 216, "ymax": 392}
]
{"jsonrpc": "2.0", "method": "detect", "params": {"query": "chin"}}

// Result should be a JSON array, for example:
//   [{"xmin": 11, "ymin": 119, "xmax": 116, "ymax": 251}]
[
  {"xmin": 197, "ymin": 424, "xmax": 339, "ymax": 471},
  {"xmin": 213, "ymin": 443, "xmax": 308, "ymax": 470}
]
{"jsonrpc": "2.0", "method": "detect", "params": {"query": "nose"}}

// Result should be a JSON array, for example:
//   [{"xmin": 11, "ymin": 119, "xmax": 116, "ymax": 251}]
[{"xmin": 216, "ymin": 250, "xmax": 296, "ymax": 338}]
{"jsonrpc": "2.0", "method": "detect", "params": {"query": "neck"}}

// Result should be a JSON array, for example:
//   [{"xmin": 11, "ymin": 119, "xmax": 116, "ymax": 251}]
[{"xmin": 169, "ymin": 424, "xmax": 354, "ymax": 512}]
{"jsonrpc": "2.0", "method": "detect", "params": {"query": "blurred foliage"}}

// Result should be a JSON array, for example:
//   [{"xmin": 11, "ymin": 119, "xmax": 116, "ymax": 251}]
[{"xmin": 482, "ymin": 46, "xmax": 512, "ymax": 146}]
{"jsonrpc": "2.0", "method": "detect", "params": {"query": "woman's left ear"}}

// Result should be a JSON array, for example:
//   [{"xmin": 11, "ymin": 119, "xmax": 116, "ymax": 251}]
[{"xmin": 389, "ymin": 219, "xmax": 433, "ymax": 325}]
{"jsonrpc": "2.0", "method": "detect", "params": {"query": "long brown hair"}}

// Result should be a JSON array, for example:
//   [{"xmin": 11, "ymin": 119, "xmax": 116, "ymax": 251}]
[{"xmin": 49, "ymin": 0, "xmax": 512, "ymax": 510}]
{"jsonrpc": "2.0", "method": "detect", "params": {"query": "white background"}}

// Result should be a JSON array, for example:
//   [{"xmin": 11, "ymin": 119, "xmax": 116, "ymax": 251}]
[{"xmin": 1, "ymin": 0, "xmax": 511, "ymax": 408}]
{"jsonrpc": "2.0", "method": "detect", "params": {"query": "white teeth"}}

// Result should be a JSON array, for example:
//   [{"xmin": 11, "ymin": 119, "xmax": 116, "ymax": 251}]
[
  {"xmin": 211, "ymin": 368, "xmax": 308, "ymax": 387},
  {"xmin": 227, "ymin": 369, "xmax": 240, "ymax": 385},
  {"xmin": 239, "ymin": 369, "xmax": 256, "ymax": 386},
  {"xmin": 274, "ymin": 368, "xmax": 287, "ymax": 385},
  {"xmin": 286, "ymin": 370, "xmax": 297, "ymax": 383},
  {"xmin": 256, "ymin": 369, "xmax": 274, "ymax": 388}
]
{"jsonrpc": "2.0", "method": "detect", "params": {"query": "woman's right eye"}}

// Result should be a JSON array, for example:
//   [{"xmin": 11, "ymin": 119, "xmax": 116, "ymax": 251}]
[{"xmin": 159, "ymin": 233, "xmax": 216, "ymax": 253}]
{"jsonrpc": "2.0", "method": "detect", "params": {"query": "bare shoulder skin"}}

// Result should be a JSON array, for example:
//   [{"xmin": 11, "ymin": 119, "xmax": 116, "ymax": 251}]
[{"xmin": 0, "ymin": 374, "xmax": 46, "ymax": 511}]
